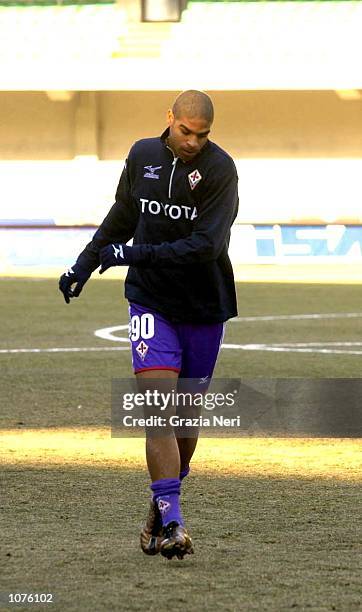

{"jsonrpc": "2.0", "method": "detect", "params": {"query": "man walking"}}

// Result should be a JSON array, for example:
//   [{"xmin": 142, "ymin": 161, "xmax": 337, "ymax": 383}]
[{"xmin": 59, "ymin": 90, "xmax": 238, "ymax": 560}]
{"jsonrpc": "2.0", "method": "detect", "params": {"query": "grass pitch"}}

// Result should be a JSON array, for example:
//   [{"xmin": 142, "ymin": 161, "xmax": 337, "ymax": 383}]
[{"xmin": 1, "ymin": 278, "xmax": 361, "ymax": 611}]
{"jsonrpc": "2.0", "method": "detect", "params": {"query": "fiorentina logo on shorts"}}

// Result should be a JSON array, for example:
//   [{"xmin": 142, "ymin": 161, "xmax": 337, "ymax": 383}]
[
  {"xmin": 158, "ymin": 499, "xmax": 171, "ymax": 515},
  {"xmin": 188, "ymin": 169, "xmax": 202, "ymax": 190},
  {"xmin": 136, "ymin": 340, "xmax": 149, "ymax": 361}
]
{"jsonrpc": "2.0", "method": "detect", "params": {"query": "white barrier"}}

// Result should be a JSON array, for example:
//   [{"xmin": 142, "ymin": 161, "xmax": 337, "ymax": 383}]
[
  {"xmin": 1, "ymin": 225, "xmax": 361, "ymax": 277},
  {"xmin": 1, "ymin": 159, "xmax": 362, "ymax": 226}
]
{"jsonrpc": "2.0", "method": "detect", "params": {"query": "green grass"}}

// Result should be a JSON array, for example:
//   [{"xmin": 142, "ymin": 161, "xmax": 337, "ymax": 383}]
[
  {"xmin": 1, "ymin": 278, "xmax": 361, "ymax": 611},
  {"xmin": 2, "ymin": 466, "xmax": 361, "ymax": 612},
  {"xmin": 1, "ymin": 278, "xmax": 361, "ymax": 428}
]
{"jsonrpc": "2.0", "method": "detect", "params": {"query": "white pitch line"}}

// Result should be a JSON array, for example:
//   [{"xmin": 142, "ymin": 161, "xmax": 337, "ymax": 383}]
[
  {"xmin": 269, "ymin": 342, "xmax": 362, "ymax": 347},
  {"xmin": 94, "ymin": 314, "xmax": 362, "ymax": 343},
  {"xmin": 94, "ymin": 324, "xmax": 129, "ymax": 343},
  {"xmin": 252, "ymin": 347, "xmax": 362, "ymax": 356},
  {"xmin": 223, "ymin": 344, "xmax": 362, "ymax": 355},
  {"xmin": 1, "ymin": 343, "xmax": 362, "ymax": 356},
  {"xmin": 231, "ymin": 312, "xmax": 362, "ymax": 322},
  {"xmin": 3, "ymin": 314, "xmax": 362, "ymax": 356},
  {"xmin": 0, "ymin": 347, "xmax": 130, "ymax": 354}
]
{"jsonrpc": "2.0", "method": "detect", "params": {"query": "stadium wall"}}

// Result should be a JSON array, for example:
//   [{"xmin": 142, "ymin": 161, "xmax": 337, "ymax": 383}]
[{"xmin": 1, "ymin": 90, "xmax": 362, "ymax": 160}]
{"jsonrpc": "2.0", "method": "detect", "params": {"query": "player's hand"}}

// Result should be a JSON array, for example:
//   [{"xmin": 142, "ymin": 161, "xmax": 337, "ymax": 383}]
[
  {"xmin": 99, "ymin": 243, "xmax": 131, "ymax": 274},
  {"xmin": 59, "ymin": 263, "xmax": 92, "ymax": 304}
]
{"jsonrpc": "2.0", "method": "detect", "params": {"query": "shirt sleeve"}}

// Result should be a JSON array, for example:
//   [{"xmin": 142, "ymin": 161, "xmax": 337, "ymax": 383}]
[
  {"xmin": 129, "ymin": 158, "xmax": 238, "ymax": 267},
  {"xmin": 76, "ymin": 154, "xmax": 139, "ymax": 272}
]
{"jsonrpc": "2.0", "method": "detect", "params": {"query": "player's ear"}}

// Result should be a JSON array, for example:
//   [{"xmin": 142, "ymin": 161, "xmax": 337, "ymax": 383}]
[{"xmin": 167, "ymin": 109, "xmax": 174, "ymax": 126}]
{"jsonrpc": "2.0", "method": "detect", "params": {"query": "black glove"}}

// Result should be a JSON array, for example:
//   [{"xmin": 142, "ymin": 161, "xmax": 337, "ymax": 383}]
[
  {"xmin": 59, "ymin": 263, "xmax": 92, "ymax": 304},
  {"xmin": 99, "ymin": 243, "xmax": 133, "ymax": 274}
]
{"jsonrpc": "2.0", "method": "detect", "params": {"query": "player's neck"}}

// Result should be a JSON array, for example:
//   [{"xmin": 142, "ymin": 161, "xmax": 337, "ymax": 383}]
[{"xmin": 165, "ymin": 136, "xmax": 176, "ymax": 158}]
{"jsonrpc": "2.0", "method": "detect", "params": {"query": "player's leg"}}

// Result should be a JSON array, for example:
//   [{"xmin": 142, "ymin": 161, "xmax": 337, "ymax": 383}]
[
  {"xmin": 129, "ymin": 303, "xmax": 193, "ymax": 558},
  {"xmin": 137, "ymin": 369, "xmax": 184, "ymax": 557},
  {"xmin": 137, "ymin": 369, "xmax": 193, "ymax": 559},
  {"xmin": 130, "ymin": 304, "xmax": 182, "ymax": 480},
  {"xmin": 136, "ymin": 369, "xmax": 180, "ymax": 481},
  {"xmin": 147, "ymin": 322, "xmax": 224, "ymax": 558},
  {"xmin": 178, "ymin": 437, "xmax": 198, "ymax": 475},
  {"xmin": 175, "ymin": 322, "xmax": 225, "ymax": 478}
]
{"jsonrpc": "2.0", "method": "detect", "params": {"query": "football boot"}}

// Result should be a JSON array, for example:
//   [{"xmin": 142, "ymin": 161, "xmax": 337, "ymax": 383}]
[
  {"xmin": 160, "ymin": 521, "xmax": 194, "ymax": 560},
  {"xmin": 140, "ymin": 500, "xmax": 163, "ymax": 556}
]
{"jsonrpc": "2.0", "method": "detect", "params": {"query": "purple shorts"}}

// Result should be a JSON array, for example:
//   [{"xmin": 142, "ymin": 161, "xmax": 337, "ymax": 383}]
[{"xmin": 129, "ymin": 302, "xmax": 225, "ymax": 379}]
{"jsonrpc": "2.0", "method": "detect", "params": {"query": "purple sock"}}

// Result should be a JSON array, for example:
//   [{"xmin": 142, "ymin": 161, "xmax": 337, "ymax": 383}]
[
  {"xmin": 180, "ymin": 466, "xmax": 190, "ymax": 481},
  {"xmin": 151, "ymin": 478, "xmax": 184, "ymax": 527}
]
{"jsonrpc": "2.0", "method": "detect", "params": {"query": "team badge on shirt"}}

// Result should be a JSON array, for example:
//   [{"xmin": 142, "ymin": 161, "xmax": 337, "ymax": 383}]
[
  {"xmin": 188, "ymin": 169, "xmax": 202, "ymax": 190},
  {"xmin": 136, "ymin": 340, "xmax": 149, "ymax": 360}
]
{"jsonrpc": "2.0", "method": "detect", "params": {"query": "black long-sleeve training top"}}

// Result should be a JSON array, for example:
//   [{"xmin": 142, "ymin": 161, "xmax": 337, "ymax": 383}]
[{"xmin": 77, "ymin": 128, "xmax": 239, "ymax": 323}]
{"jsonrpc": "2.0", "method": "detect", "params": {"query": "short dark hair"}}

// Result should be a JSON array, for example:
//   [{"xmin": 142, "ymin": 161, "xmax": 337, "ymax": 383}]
[{"xmin": 172, "ymin": 90, "xmax": 214, "ymax": 124}]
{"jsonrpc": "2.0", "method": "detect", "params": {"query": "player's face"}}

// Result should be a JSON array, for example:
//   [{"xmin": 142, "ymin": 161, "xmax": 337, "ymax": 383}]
[{"xmin": 167, "ymin": 111, "xmax": 211, "ymax": 162}]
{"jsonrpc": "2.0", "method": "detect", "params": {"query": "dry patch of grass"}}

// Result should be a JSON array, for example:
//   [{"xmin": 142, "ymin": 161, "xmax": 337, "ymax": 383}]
[{"xmin": 2, "ymin": 429, "xmax": 361, "ymax": 481}]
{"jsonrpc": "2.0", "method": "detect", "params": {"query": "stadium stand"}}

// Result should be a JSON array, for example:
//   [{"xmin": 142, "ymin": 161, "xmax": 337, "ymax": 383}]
[
  {"xmin": 0, "ymin": 0, "xmax": 361, "ymax": 79},
  {"xmin": 116, "ymin": 22, "xmax": 173, "ymax": 58},
  {"xmin": 0, "ymin": 3, "xmax": 127, "ymax": 61}
]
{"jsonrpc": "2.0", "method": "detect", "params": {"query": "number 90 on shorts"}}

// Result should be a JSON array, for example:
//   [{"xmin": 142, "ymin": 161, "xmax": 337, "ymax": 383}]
[
  {"xmin": 128, "ymin": 302, "xmax": 182, "ymax": 374},
  {"xmin": 129, "ymin": 313, "xmax": 155, "ymax": 342}
]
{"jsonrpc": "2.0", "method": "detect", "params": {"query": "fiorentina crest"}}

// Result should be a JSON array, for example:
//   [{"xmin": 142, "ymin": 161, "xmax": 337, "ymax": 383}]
[
  {"xmin": 188, "ymin": 169, "xmax": 202, "ymax": 190},
  {"xmin": 136, "ymin": 340, "xmax": 149, "ymax": 361},
  {"xmin": 158, "ymin": 499, "xmax": 171, "ymax": 515}
]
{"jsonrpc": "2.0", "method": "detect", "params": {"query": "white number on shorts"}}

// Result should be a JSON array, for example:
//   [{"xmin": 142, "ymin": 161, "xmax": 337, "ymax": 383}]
[{"xmin": 130, "ymin": 313, "xmax": 155, "ymax": 341}]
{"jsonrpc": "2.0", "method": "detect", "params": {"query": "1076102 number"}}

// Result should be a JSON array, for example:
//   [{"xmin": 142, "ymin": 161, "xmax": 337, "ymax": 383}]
[{"xmin": 8, "ymin": 593, "xmax": 53, "ymax": 604}]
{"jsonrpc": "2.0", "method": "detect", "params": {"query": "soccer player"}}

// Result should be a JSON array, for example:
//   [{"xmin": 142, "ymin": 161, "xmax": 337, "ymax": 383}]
[{"xmin": 59, "ymin": 90, "xmax": 238, "ymax": 560}]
